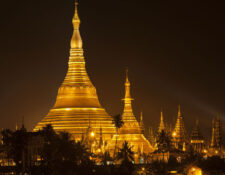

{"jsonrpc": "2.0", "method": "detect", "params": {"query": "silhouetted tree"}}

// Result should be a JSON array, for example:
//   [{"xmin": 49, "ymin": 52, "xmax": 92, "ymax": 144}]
[
  {"xmin": 117, "ymin": 141, "xmax": 134, "ymax": 164},
  {"xmin": 101, "ymin": 151, "xmax": 112, "ymax": 166},
  {"xmin": 39, "ymin": 124, "xmax": 93, "ymax": 175},
  {"xmin": 116, "ymin": 141, "xmax": 135, "ymax": 175},
  {"xmin": 156, "ymin": 130, "xmax": 172, "ymax": 152},
  {"xmin": 1, "ymin": 127, "xmax": 28, "ymax": 175},
  {"xmin": 1, "ymin": 124, "xmax": 95, "ymax": 175},
  {"xmin": 112, "ymin": 114, "xmax": 124, "ymax": 156}
]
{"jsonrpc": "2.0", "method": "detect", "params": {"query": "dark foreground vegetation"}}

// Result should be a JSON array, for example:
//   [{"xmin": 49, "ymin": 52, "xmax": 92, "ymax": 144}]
[{"xmin": 0, "ymin": 125, "xmax": 224, "ymax": 175}]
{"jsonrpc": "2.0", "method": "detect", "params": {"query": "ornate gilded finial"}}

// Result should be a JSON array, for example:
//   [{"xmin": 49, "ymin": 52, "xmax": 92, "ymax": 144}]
[
  {"xmin": 71, "ymin": 0, "xmax": 83, "ymax": 49},
  {"xmin": 74, "ymin": 0, "xmax": 79, "ymax": 17},
  {"xmin": 140, "ymin": 111, "xmax": 143, "ymax": 122},
  {"xmin": 158, "ymin": 109, "xmax": 165, "ymax": 133},
  {"xmin": 173, "ymin": 104, "xmax": 186, "ymax": 144},
  {"xmin": 178, "ymin": 104, "xmax": 181, "ymax": 117},
  {"xmin": 139, "ymin": 110, "xmax": 145, "ymax": 134},
  {"xmin": 15, "ymin": 122, "xmax": 18, "ymax": 131},
  {"xmin": 211, "ymin": 118, "xmax": 215, "ymax": 147},
  {"xmin": 75, "ymin": 0, "xmax": 78, "ymax": 6},
  {"xmin": 160, "ymin": 110, "xmax": 163, "ymax": 122},
  {"xmin": 125, "ymin": 68, "xmax": 130, "ymax": 84},
  {"xmin": 124, "ymin": 68, "xmax": 132, "ymax": 100}
]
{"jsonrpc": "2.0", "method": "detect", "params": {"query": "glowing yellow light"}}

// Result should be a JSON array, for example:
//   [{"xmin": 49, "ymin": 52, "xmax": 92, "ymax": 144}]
[
  {"xmin": 169, "ymin": 171, "xmax": 177, "ymax": 174},
  {"xmin": 90, "ymin": 131, "xmax": 95, "ymax": 137},
  {"xmin": 172, "ymin": 132, "xmax": 177, "ymax": 137},
  {"xmin": 190, "ymin": 167, "xmax": 202, "ymax": 175},
  {"xmin": 215, "ymin": 150, "xmax": 218, "ymax": 154},
  {"xmin": 203, "ymin": 149, "xmax": 207, "ymax": 153}
]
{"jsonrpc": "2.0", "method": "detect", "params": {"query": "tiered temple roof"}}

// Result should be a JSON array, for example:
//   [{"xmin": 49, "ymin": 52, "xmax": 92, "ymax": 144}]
[
  {"xmin": 34, "ymin": 2, "xmax": 116, "ymax": 141},
  {"xmin": 191, "ymin": 120, "xmax": 204, "ymax": 142},
  {"xmin": 158, "ymin": 111, "xmax": 165, "ymax": 133},
  {"xmin": 110, "ymin": 71, "xmax": 153, "ymax": 160},
  {"xmin": 139, "ymin": 111, "xmax": 145, "ymax": 134},
  {"xmin": 210, "ymin": 116, "xmax": 222, "ymax": 149},
  {"xmin": 172, "ymin": 105, "xmax": 186, "ymax": 145},
  {"xmin": 148, "ymin": 127, "xmax": 156, "ymax": 147}
]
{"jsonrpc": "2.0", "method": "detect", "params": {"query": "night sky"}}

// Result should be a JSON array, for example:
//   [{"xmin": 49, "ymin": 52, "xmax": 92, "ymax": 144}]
[{"xmin": 0, "ymin": 0, "xmax": 224, "ymax": 139}]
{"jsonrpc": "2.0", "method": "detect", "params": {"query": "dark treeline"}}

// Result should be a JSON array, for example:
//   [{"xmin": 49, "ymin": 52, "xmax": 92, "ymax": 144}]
[
  {"xmin": 0, "ymin": 125, "xmax": 136, "ymax": 175},
  {"xmin": 0, "ymin": 125, "xmax": 224, "ymax": 175}
]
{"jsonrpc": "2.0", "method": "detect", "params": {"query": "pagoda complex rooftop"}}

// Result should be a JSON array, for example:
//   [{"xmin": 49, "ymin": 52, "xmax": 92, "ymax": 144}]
[{"xmin": 34, "ymin": 2, "xmax": 116, "ymax": 141}]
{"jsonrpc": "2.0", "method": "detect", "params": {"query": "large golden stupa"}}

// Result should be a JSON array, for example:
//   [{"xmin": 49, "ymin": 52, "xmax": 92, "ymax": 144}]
[
  {"xmin": 109, "ymin": 71, "xmax": 153, "ymax": 158},
  {"xmin": 34, "ymin": 3, "xmax": 116, "ymax": 141}
]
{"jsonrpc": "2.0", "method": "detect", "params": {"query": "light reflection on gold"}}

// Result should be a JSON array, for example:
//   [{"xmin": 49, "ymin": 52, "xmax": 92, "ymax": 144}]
[
  {"xmin": 109, "ymin": 70, "xmax": 153, "ymax": 162},
  {"xmin": 90, "ymin": 131, "xmax": 95, "ymax": 137},
  {"xmin": 172, "ymin": 132, "xmax": 177, "ymax": 137},
  {"xmin": 34, "ymin": 2, "xmax": 116, "ymax": 142},
  {"xmin": 188, "ymin": 167, "xmax": 202, "ymax": 175}
]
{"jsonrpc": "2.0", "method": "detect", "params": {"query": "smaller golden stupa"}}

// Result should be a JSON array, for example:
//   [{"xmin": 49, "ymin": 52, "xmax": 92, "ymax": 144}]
[
  {"xmin": 109, "ymin": 70, "xmax": 153, "ymax": 161},
  {"xmin": 172, "ymin": 105, "xmax": 186, "ymax": 149}
]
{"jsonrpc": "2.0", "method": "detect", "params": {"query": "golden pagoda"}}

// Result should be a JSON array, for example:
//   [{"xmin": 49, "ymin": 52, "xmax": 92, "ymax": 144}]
[
  {"xmin": 158, "ymin": 110, "xmax": 165, "ymax": 134},
  {"xmin": 110, "ymin": 70, "xmax": 153, "ymax": 161},
  {"xmin": 190, "ymin": 120, "xmax": 204, "ymax": 153},
  {"xmin": 172, "ymin": 105, "xmax": 186, "ymax": 149},
  {"xmin": 148, "ymin": 127, "xmax": 156, "ymax": 148},
  {"xmin": 139, "ymin": 111, "xmax": 145, "ymax": 134},
  {"xmin": 210, "ymin": 116, "xmax": 222, "ymax": 149},
  {"xmin": 34, "ymin": 2, "xmax": 116, "ymax": 141}
]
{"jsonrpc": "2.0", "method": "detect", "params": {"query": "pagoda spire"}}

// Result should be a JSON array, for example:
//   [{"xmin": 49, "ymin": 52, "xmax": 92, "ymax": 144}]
[
  {"xmin": 15, "ymin": 122, "xmax": 18, "ymax": 131},
  {"xmin": 213, "ymin": 115, "xmax": 222, "ymax": 149},
  {"xmin": 119, "ymin": 69, "xmax": 141, "ymax": 134},
  {"xmin": 124, "ymin": 69, "xmax": 133, "ymax": 101},
  {"xmin": 191, "ymin": 120, "xmax": 204, "ymax": 141},
  {"xmin": 71, "ymin": 1, "xmax": 82, "ymax": 49},
  {"xmin": 173, "ymin": 105, "xmax": 186, "ymax": 145},
  {"xmin": 139, "ymin": 111, "xmax": 145, "ymax": 134},
  {"xmin": 178, "ymin": 104, "xmax": 181, "ymax": 117},
  {"xmin": 190, "ymin": 119, "xmax": 204, "ymax": 153},
  {"xmin": 148, "ymin": 127, "xmax": 156, "ymax": 147},
  {"xmin": 34, "ymin": 1, "xmax": 116, "ymax": 142},
  {"xmin": 122, "ymin": 69, "xmax": 135, "ymax": 121},
  {"xmin": 158, "ymin": 110, "xmax": 165, "ymax": 133},
  {"xmin": 52, "ymin": 0, "xmax": 102, "ymax": 107},
  {"xmin": 210, "ymin": 118, "xmax": 216, "ymax": 147},
  {"xmin": 110, "ymin": 69, "xmax": 153, "ymax": 160}
]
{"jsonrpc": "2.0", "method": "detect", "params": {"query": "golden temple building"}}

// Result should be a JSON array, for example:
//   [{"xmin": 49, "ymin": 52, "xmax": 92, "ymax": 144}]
[
  {"xmin": 172, "ymin": 105, "xmax": 186, "ymax": 149},
  {"xmin": 109, "ymin": 70, "xmax": 153, "ymax": 161},
  {"xmin": 158, "ymin": 110, "xmax": 165, "ymax": 134},
  {"xmin": 34, "ymin": 3, "xmax": 116, "ymax": 142},
  {"xmin": 190, "ymin": 120, "xmax": 204, "ymax": 153},
  {"xmin": 139, "ymin": 111, "xmax": 145, "ymax": 134}
]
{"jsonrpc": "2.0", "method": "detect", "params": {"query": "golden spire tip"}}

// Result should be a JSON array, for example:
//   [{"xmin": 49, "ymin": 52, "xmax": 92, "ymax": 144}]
[
  {"xmin": 178, "ymin": 104, "xmax": 181, "ymax": 117},
  {"xmin": 140, "ymin": 111, "xmax": 143, "ymax": 121},
  {"xmin": 125, "ymin": 68, "xmax": 130, "ymax": 83},
  {"xmin": 75, "ymin": 0, "xmax": 78, "ymax": 6}
]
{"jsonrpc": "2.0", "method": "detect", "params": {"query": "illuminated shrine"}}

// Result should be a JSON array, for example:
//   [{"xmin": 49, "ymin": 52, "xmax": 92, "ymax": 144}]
[
  {"xmin": 109, "ymin": 71, "xmax": 153, "ymax": 161},
  {"xmin": 34, "ymin": 3, "xmax": 116, "ymax": 142}
]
